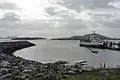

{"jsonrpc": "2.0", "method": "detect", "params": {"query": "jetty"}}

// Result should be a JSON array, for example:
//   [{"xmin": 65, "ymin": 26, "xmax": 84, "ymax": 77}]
[
  {"xmin": 79, "ymin": 42, "xmax": 120, "ymax": 51},
  {"xmin": 0, "ymin": 41, "xmax": 35, "ymax": 55},
  {"xmin": 79, "ymin": 43, "xmax": 104, "ymax": 49}
]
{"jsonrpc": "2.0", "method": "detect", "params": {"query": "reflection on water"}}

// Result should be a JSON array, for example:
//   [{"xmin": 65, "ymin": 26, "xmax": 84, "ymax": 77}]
[
  {"xmin": 14, "ymin": 40, "xmax": 120, "ymax": 67},
  {"xmin": 0, "ymin": 39, "xmax": 12, "ymax": 42}
]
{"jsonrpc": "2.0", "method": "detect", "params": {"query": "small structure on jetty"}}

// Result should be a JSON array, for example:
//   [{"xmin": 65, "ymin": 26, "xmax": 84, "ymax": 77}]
[{"xmin": 79, "ymin": 31, "xmax": 120, "ymax": 51}]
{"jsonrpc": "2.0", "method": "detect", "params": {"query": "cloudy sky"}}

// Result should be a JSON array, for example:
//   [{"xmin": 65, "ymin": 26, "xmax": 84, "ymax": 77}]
[{"xmin": 0, "ymin": 0, "xmax": 120, "ymax": 38}]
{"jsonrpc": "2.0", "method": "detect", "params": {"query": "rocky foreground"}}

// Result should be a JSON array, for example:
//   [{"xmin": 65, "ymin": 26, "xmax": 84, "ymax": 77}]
[
  {"xmin": 0, "ymin": 41, "xmax": 120, "ymax": 80},
  {"xmin": 0, "ymin": 41, "xmax": 87, "ymax": 80}
]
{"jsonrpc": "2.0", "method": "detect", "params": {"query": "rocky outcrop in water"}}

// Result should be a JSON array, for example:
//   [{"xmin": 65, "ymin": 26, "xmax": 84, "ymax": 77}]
[
  {"xmin": 0, "ymin": 41, "xmax": 35, "ymax": 55},
  {"xmin": 11, "ymin": 37, "xmax": 46, "ymax": 40},
  {"xmin": 51, "ymin": 33, "xmax": 120, "ymax": 40}
]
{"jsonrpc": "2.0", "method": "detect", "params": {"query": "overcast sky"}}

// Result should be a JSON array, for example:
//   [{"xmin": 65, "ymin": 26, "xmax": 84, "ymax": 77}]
[{"xmin": 0, "ymin": 0, "xmax": 120, "ymax": 38}]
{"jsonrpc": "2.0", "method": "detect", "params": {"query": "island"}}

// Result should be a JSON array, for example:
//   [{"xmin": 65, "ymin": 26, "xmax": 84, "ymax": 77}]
[
  {"xmin": 51, "ymin": 33, "xmax": 120, "ymax": 40},
  {"xmin": 11, "ymin": 37, "xmax": 46, "ymax": 40}
]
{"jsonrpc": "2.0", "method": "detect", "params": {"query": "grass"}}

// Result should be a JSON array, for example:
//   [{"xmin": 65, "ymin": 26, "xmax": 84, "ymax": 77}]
[{"xmin": 60, "ymin": 70, "xmax": 120, "ymax": 80}]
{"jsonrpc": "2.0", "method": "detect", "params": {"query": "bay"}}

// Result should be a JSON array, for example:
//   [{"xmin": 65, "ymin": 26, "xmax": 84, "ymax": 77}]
[{"xmin": 13, "ymin": 40, "xmax": 120, "ymax": 67}]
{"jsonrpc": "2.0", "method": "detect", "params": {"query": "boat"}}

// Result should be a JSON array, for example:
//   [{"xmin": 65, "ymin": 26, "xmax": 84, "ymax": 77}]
[{"xmin": 91, "ymin": 50, "xmax": 98, "ymax": 53}]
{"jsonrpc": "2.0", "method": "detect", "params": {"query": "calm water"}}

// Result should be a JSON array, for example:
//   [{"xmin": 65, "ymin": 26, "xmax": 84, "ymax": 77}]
[{"xmin": 12, "ymin": 40, "xmax": 120, "ymax": 67}]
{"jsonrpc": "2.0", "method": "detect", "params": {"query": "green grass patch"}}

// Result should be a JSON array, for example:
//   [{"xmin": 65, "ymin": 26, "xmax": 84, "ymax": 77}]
[{"xmin": 61, "ymin": 70, "xmax": 120, "ymax": 80}]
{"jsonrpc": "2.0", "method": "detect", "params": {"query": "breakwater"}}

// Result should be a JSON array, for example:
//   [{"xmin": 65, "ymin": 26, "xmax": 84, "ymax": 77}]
[{"xmin": 0, "ymin": 41, "xmax": 35, "ymax": 55}]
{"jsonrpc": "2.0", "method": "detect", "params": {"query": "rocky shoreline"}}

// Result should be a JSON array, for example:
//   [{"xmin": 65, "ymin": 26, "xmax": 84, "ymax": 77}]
[
  {"xmin": 0, "ymin": 41, "xmax": 82, "ymax": 80},
  {"xmin": 0, "ymin": 41, "xmax": 120, "ymax": 80}
]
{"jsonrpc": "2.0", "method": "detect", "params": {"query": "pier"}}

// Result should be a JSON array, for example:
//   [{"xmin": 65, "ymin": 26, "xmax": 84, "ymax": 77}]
[{"xmin": 79, "ymin": 42, "xmax": 120, "ymax": 51}]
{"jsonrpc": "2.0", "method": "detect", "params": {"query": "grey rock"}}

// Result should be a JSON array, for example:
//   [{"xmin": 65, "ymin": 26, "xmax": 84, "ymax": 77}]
[
  {"xmin": 73, "ymin": 61, "xmax": 88, "ymax": 68},
  {"xmin": 0, "ymin": 68, "xmax": 13, "ymax": 74},
  {"xmin": 22, "ymin": 68, "xmax": 33, "ymax": 73},
  {"xmin": 34, "ymin": 73, "xmax": 44, "ymax": 78},
  {"xmin": 67, "ymin": 70, "xmax": 75, "ymax": 74},
  {"xmin": 82, "ymin": 66, "xmax": 93, "ymax": 71},
  {"xmin": 0, "ymin": 73, "xmax": 12, "ymax": 80},
  {"xmin": 0, "ymin": 61, "xmax": 10, "ymax": 67},
  {"xmin": 0, "ymin": 68, "xmax": 9, "ymax": 72},
  {"xmin": 12, "ymin": 66, "xmax": 19, "ymax": 69},
  {"xmin": 54, "ymin": 61, "xmax": 69, "ymax": 65}
]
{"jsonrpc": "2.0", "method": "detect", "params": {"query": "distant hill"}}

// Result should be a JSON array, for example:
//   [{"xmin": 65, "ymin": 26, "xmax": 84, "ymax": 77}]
[
  {"xmin": 11, "ymin": 37, "xmax": 46, "ymax": 40},
  {"xmin": 51, "ymin": 33, "xmax": 120, "ymax": 40},
  {"xmin": 0, "ymin": 36, "xmax": 18, "ymax": 39},
  {"xmin": 0, "ymin": 37, "xmax": 3, "ymax": 39}
]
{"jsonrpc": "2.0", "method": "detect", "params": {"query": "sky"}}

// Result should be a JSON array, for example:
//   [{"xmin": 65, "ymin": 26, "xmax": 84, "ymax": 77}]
[{"xmin": 0, "ymin": 0, "xmax": 120, "ymax": 38}]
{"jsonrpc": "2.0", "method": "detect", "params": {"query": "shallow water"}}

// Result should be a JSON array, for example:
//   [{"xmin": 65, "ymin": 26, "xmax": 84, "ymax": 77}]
[{"xmin": 13, "ymin": 40, "xmax": 120, "ymax": 67}]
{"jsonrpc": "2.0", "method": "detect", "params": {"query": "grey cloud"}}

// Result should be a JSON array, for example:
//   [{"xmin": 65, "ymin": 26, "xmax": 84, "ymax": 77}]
[
  {"xmin": 0, "ymin": 0, "xmax": 10, "ymax": 3},
  {"xmin": 45, "ymin": 6, "xmax": 90, "ymax": 31},
  {"xmin": 93, "ymin": 13, "xmax": 113, "ymax": 18},
  {"xmin": 1, "ymin": 12, "xmax": 20, "ymax": 22},
  {"xmin": 103, "ymin": 19, "xmax": 120, "ymax": 28},
  {"xmin": 20, "ymin": 21, "xmax": 53, "ymax": 30},
  {"xmin": 48, "ymin": 18, "xmax": 87, "ymax": 31},
  {"xmin": 45, "ymin": 5, "xmax": 78, "ymax": 20},
  {"xmin": 90, "ymin": 0, "xmax": 113, "ymax": 9},
  {"xmin": 45, "ymin": 7, "xmax": 60, "ymax": 16},
  {"xmin": 88, "ymin": 12, "xmax": 120, "ymax": 28},
  {"xmin": 0, "ymin": 18, "xmax": 54, "ymax": 31},
  {"xmin": 60, "ymin": 19, "xmax": 87, "ymax": 29},
  {"xmin": 0, "ymin": 12, "xmax": 20, "ymax": 30},
  {"xmin": 0, "ymin": 2, "xmax": 19, "ymax": 10},
  {"xmin": 45, "ymin": 5, "xmax": 120, "ymax": 32},
  {"xmin": 0, "ymin": 27, "xmax": 41, "ymax": 37},
  {"xmin": 50, "ymin": 0, "xmax": 114, "ymax": 12},
  {"xmin": 46, "ymin": 0, "xmax": 116, "ymax": 24},
  {"xmin": 0, "ymin": 0, "xmax": 119, "ymax": 38},
  {"xmin": 45, "ymin": 5, "xmax": 72, "ymax": 18},
  {"xmin": 0, "ymin": 21, "xmax": 59, "ymax": 37}
]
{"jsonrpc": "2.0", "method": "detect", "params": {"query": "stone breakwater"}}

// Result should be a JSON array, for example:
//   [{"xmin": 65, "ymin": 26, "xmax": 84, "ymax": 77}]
[
  {"xmin": 0, "ymin": 41, "xmax": 114, "ymax": 80},
  {"xmin": 0, "ymin": 41, "xmax": 35, "ymax": 55}
]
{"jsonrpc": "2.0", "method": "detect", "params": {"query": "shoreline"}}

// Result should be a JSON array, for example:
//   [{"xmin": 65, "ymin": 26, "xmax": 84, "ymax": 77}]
[{"xmin": 0, "ymin": 41, "xmax": 120, "ymax": 80}]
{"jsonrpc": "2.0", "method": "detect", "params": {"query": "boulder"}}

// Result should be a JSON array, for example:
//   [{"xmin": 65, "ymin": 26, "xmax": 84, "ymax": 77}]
[
  {"xmin": 54, "ymin": 61, "xmax": 69, "ymax": 65},
  {"xmin": 82, "ymin": 66, "xmax": 93, "ymax": 71},
  {"xmin": 73, "ymin": 60, "xmax": 87, "ymax": 68},
  {"xmin": 0, "ymin": 68, "xmax": 13, "ymax": 75},
  {"xmin": 22, "ymin": 68, "xmax": 33, "ymax": 73},
  {"xmin": 34, "ymin": 73, "xmax": 44, "ymax": 78},
  {"xmin": 66, "ymin": 70, "xmax": 75, "ymax": 75},
  {"xmin": 0, "ymin": 61, "xmax": 10, "ymax": 67}
]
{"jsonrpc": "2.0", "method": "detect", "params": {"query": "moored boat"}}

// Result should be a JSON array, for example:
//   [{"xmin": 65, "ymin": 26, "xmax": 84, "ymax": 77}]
[{"xmin": 91, "ymin": 50, "xmax": 98, "ymax": 53}]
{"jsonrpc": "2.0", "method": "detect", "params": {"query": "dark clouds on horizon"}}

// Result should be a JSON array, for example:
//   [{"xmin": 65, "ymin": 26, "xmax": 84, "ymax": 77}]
[{"xmin": 0, "ymin": 0, "xmax": 120, "ymax": 38}]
